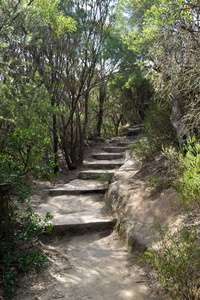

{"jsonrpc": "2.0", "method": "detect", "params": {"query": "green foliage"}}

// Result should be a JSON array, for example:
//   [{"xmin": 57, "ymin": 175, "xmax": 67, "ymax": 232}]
[
  {"xmin": 145, "ymin": 225, "xmax": 200, "ymax": 299},
  {"xmin": 141, "ymin": 138, "xmax": 200, "ymax": 299},
  {"xmin": 149, "ymin": 173, "xmax": 158, "ymax": 187},
  {"xmin": 121, "ymin": 0, "xmax": 196, "ymax": 57},
  {"xmin": 120, "ymin": 0, "xmax": 200, "ymax": 145},
  {"xmin": 29, "ymin": 0, "xmax": 76, "ymax": 37},
  {"xmin": 0, "ymin": 4, "xmax": 60, "ymax": 295},
  {"xmin": 1, "ymin": 248, "xmax": 49, "ymax": 297},
  {"xmin": 130, "ymin": 95, "xmax": 177, "ymax": 161},
  {"xmin": 163, "ymin": 136, "xmax": 200, "ymax": 209},
  {"xmin": 0, "ymin": 203, "xmax": 52, "ymax": 297},
  {"xmin": 0, "ymin": 125, "xmax": 55, "ymax": 195},
  {"xmin": 109, "ymin": 68, "xmax": 152, "ymax": 124},
  {"xmin": 96, "ymin": 171, "xmax": 113, "ymax": 187},
  {"xmin": 106, "ymin": 29, "xmax": 153, "ymax": 125},
  {"xmin": 0, "ymin": 124, "xmax": 54, "ymax": 297},
  {"xmin": 130, "ymin": 137, "xmax": 156, "ymax": 161}
]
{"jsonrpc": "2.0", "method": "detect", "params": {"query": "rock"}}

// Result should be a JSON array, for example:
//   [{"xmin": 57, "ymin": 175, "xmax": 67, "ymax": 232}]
[
  {"xmin": 122, "ymin": 124, "xmax": 144, "ymax": 136},
  {"xmin": 105, "ymin": 156, "xmax": 181, "ymax": 252}
]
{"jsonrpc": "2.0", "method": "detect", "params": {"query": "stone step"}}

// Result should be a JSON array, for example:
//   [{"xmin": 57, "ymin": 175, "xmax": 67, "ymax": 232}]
[
  {"xmin": 92, "ymin": 153, "xmax": 124, "ymax": 160},
  {"xmin": 108, "ymin": 139, "xmax": 135, "ymax": 147},
  {"xmin": 116, "ymin": 141, "xmax": 134, "ymax": 147},
  {"xmin": 85, "ymin": 160, "xmax": 124, "ymax": 170},
  {"xmin": 48, "ymin": 189, "xmax": 107, "ymax": 197},
  {"xmin": 37, "ymin": 194, "xmax": 116, "ymax": 236},
  {"xmin": 48, "ymin": 216, "xmax": 116, "ymax": 236},
  {"xmin": 124, "ymin": 125, "xmax": 143, "ymax": 136},
  {"xmin": 103, "ymin": 146, "xmax": 127, "ymax": 153},
  {"xmin": 49, "ymin": 179, "xmax": 107, "ymax": 196},
  {"xmin": 78, "ymin": 170, "xmax": 115, "ymax": 180}
]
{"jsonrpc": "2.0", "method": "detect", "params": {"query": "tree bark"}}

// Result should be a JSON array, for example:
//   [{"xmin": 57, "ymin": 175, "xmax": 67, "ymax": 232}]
[
  {"xmin": 62, "ymin": 141, "xmax": 76, "ymax": 170},
  {"xmin": 60, "ymin": 114, "xmax": 76, "ymax": 170},
  {"xmin": 170, "ymin": 83, "xmax": 185, "ymax": 146},
  {"xmin": 96, "ymin": 80, "xmax": 106, "ymax": 137},
  {"xmin": 52, "ymin": 102, "xmax": 59, "ymax": 174},
  {"xmin": 78, "ymin": 90, "xmax": 90, "ymax": 163},
  {"xmin": 115, "ymin": 113, "xmax": 123, "ymax": 136}
]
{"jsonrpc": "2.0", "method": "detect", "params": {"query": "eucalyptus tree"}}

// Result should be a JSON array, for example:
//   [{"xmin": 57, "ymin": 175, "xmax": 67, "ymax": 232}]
[
  {"xmin": 119, "ymin": 0, "xmax": 200, "ymax": 145},
  {"xmin": 18, "ymin": 0, "xmax": 77, "ymax": 171},
  {"xmin": 95, "ymin": 27, "xmax": 153, "ymax": 136},
  {"xmin": 19, "ymin": 0, "xmax": 114, "ymax": 169},
  {"xmin": 0, "ymin": 0, "xmax": 76, "ymax": 213},
  {"xmin": 55, "ymin": 0, "xmax": 114, "ymax": 164},
  {"xmin": 0, "ymin": 0, "xmax": 66, "ymax": 166},
  {"xmin": 0, "ymin": 1, "xmax": 76, "ymax": 294}
]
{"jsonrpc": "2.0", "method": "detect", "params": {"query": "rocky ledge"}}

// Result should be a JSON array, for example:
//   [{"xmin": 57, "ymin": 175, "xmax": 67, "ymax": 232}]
[{"xmin": 104, "ymin": 153, "xmax": 182, "ymax": 252}]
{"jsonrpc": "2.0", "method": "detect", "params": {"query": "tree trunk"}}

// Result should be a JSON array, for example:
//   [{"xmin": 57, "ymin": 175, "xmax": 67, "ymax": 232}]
[
  {"xmin": 170, "ymin": 83, "xmax": 185, "ymax": 146},
  {"xmin": 78, "ymin": 110, "xmax": 84, "ymax": 164},
  {"xmin": 52, "ymin": 113, "xmax": 59, "ymax": 174},
  {"xmin": 77, "ymin": 90, "xmax": 90, "ymax": 163},
  {"xmin": 70, "ymin": 95, "xmax": 75, "ymax": 162},
  {"xmin": 62, "ymin": 141, "xmax": 76, "ymax": 170},
  {"xmin": 83, "ymin": 90, "xmax": 89, "ymax": 139},
  {"xmin": 60, "ymin": 114, "xmax": 76, "ymax": 170},
  {"xmin": 96, "ymin": 81, "xmax": 106, "ymax": 137},
  {"xmin": 115, "ymin": 113, "xmax": 123, "ymax": 136}
]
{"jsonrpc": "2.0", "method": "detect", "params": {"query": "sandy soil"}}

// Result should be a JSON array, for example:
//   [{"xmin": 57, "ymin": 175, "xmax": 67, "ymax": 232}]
[
  {"xmin": 13, "ymin": 137, "xmax": 167, "ymax": 300},
  {"xmin": 14, "ymin": 231, "xmax": 165, "ymax": 300}
]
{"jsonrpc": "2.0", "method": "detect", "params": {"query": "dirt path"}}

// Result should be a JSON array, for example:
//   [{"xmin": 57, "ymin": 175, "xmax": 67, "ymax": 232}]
[
  {"xmin": 14, "ymin": 137, "xmax": 166, "ymax": 300},
  {"xmin": 15, "ymin": 231, "xmax": 164, "ymax": 300}
]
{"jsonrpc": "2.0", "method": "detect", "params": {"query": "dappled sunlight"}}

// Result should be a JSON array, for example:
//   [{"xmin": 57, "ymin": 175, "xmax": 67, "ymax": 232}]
[{"xmin": 30, "ymin": 232, "xmax": 161, "ymax": 300}]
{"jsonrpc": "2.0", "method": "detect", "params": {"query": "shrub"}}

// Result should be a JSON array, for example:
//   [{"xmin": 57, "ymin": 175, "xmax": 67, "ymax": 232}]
[
  {"xmin": 0, "ymin": 125, "xmax": 54, "ymax": 297},
  {"xmin": 130, "ymin": 137, "xmax": 157, "ymax": 161},
  {"xmin": 142, "ymin": 137, "xmax": 200, "ymax": 299},
  {"xmin": 145, "ymin": 226, "xmax": 200, "ymax": 300},
  {"xmin": 130, "ymin": 95, "xmax": 177, "ymax": 161},
  {"xmin": 96, "ymin": 171, "xmax": 113, "ymax": 187},
  {"xmin": 163, "ymin": 136, "xmax": 200, "ymax": 209}
]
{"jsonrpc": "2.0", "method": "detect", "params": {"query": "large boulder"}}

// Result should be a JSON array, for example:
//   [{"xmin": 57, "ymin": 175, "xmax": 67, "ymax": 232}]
[{"xmin": 104, "ymin": 156, "xmax": 182, "ymax": 252}]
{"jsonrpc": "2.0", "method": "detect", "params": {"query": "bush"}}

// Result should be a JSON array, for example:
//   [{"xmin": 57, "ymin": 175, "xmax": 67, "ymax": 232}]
[
  {"xmin": 0, "ymin": 207, "xmax": 52, "ymax": 297},
  {"xmin": 145, "ymin": 225, "xmax": 200, "ymax": 300},
  {"xmin": 130, "ymin": 137, "xmax": 157, "ymax": 161},
  {"xmin": 0, "ymin": 125, "xmax": 54, "ymax": 298},
  {"xmin": 96, "ymin": 171, "xmax": 113, "ymax": 187},
  {"xmin": 142, "ymin": 137, "xmax": 200, "ymax": 299},
  {"xmin": 130, "ymin": 95, "xmax": 177, "ymax": 161},
  {"xmin": 163, "ymin": 136, "xmax": 200, "ymax": 209}
]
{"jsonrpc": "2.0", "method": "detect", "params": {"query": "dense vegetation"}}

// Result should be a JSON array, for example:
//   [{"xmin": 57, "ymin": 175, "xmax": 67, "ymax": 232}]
[
  {"xmin": 0, "ymin": 0, "xmax": 199, "ymax": 298},
  {"xmin": 119, "ymin": 1, "xmax": 200, "ymax": 298}
]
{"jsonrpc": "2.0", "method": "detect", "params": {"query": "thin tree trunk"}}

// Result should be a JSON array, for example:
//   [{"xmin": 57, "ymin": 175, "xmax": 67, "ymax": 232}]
[
  {"xmin": 115, "ymin": 113, "xmax": 123, "ymax": 136},
  {"xmin": 170, "ymin": 82, "xmax": 185, "ymax": 146},
  {"xmin": 96, "ymin": 81, "xmax": 106, "ymax": 137},
  {"xmin": 70, "ymin": 95, "xmax": 75, "ymax": 162},
  {"xmin": 60, "ymin": 114, "xmax": 76, "ymax": 170},
  {"xmin": 78, "ymin": 110, "xmax": 84, "ymax": 163},
  {"xmin": 77, "ymin": 90, "xmax": 90, "ymax": 163},
  {"xmin": 52, "ymin": 107, "xmax": 59, "ymax": 173},
  {"xmin": 83, "ymin": 90, "xmax": 89, "ymax": 138},
  {"xmin": 62, "ymin": 141, "xmax": 76, "ymax": 170}
]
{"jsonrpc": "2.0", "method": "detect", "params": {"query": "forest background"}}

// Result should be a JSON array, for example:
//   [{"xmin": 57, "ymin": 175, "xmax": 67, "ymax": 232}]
[{"xmin": 0, "ymin": 0, "xmax": 199, "ymax": 298}]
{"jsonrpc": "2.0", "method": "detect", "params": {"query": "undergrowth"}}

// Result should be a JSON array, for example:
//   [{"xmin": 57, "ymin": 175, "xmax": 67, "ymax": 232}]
[
  {"xmin": 144, "ymin": 225, "xmax": 200, "ymax": 299},
  {"xmin": 0, "ymin": 202, "xmax": 53, "ymax": 298},
  {"xmin": 96, "ymin": 171, "xmax": 113, "ymax": 187},
  {"xmin": 0, "ymin": 125, "xmax": 54, "ymax": 298},
  {"xmin": 133, "ymin": 134, "xmax": 200, "ymax": 299},
  {"xmin": 163, "ymin": 136, "xmax": 200, "ymax": 209}
]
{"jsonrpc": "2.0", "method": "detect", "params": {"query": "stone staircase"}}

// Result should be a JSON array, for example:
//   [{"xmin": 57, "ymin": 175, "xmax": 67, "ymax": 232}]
[{"xmin": 36, "ymin": 136, "xmax": 136, "ymax": 236}]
